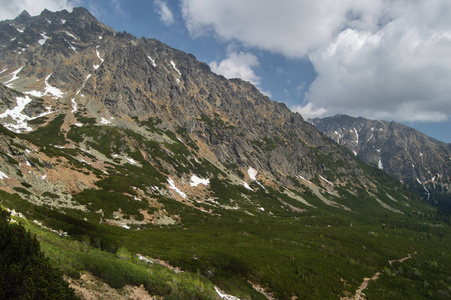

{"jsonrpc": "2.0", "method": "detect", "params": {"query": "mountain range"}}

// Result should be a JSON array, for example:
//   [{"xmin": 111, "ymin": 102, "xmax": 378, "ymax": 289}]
[
  {"xmin": 310, "ymin": 115, "xmax": 451, "ymax": 211},
  {"xmin": 0, "ymin": 8, "xmax": 450, "ymax": 299}
]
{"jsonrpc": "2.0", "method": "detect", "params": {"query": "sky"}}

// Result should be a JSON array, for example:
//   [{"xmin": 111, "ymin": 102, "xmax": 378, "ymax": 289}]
[{"xmin": 1, "ymin": 0, "xmax": 450, "ymax": 143}]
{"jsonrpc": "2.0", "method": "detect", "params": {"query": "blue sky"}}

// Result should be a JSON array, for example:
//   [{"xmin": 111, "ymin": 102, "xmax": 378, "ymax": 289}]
[{"xmin": 1, "ymin": 0, "xmax": 450, "ymax": 143}]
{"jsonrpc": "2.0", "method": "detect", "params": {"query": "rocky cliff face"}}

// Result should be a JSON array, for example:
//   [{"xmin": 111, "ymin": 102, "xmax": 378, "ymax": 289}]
[{"xmin": 311, "ymin": 115, "xmax": 451, "ymax": 210}]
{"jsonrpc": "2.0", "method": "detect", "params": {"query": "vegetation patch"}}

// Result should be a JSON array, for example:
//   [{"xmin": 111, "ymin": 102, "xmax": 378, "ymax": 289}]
[
  {"xmin": 32, "ymin": 114, "xmax": 67, "ymax": 145},
  {"xmin": 73, "ymin": 189, "xmax": 148, "ymax": 218}
]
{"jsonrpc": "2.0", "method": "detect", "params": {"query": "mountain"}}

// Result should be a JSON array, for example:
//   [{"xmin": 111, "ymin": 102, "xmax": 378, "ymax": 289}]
[
  {"xmin": 310, "ymin": 115, "xmax": 451, "ymax": 211},
  {"xmin": 0, "ymin": 8, "xmax": 450, "ymax": 299}
]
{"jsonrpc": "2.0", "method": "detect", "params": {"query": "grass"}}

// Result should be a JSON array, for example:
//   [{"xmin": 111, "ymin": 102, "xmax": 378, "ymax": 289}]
[{"xmin": 17, "ymin": 218, "xmax": 219, "ymax": 299}]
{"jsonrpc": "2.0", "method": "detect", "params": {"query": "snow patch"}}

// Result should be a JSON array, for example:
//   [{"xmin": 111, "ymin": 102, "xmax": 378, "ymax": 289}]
[
  {"xmin": 416, "ymin": 178, "xmax": 430, "ymax": 200},
  {"xmin": 319, "ymin": 175, "xmax": 333, "ymax": 185},
  {"xmin": 190, "ymin": 175, "xmax": 210, "ymax": 187},
  {"xmin": 214, "ymin": 286, "xmax": 240, "ymax": 300},
  {"xmin": 94, "ymin": 47, "xmax": 104, "ymax": 70},
  {"xmin": 298, "ymin": 175, "xmax": 313, "ymax": 185},
  {"xmin": 71, "ymin": 74, "xmax": 91, "ymax": 113},
  {"xmin": 241, "ymin": 181, "xmax": 253, "ymax": 191},
  {"xmin": 38, "ymin": 33, "xmax": 49, "ymax": 45},
  {"xmin": 170, "ymin": 60, "xmax": 182, "ymax": 76},
  {"xmin": 65, "ymin": 39, "xmax": 77, "ymax": 52},
  {"xmin": 64, "ymin": 31, "xmax": 76, "ymax": 40},
  {"xmin": 256, "ymin": 181, "xmax": 268, "ymax": 193},
  {"xmin": 126, "ymin": 158, "xmax": 138, "ymax": 165},
  {"xmin": 148, "ymin": 56, "xmax": 156, "ymax": 67},
  {"xmin": 0, "ymin": 95, "xmax": 50, "ymax": 132},
  {"xmin": 353, "ymin": 127, "xmax": 359, "ymax": 154},
  {"xmin": 100, "ymin": 117, "xmax": 112, "ymax": 125},
  {"xmin": 24, "ymin": 90, "xmax": 44, "ymax": 97},
  {"xmin": 69, "ymin": 43, "xmax": 77, "ymax": 52},
  {"xmin": 378, "ymin": 158, "xmax": 383, "ymax": 170},
  {"xmin": 167, "ymin": 178, "xmax": 187, "ymax": 199},
  {"xmin": 71, "ymin": 97, "xmax": 78, "ymax": 113},
  {"xmin": 4, "ymin": 66, "xmax": 24, "ymax": 87},
  {"xmin": 61, "ymin": 19, "xmax": 67, "ymax": 24},
  {"xmin": 44, "ymin": 74, "xmax": 64, "ymax": 98},
  {"xmin": 247, "ymin": 167, "xmax": 258, "ymax": 181},
  {"xmin": 0, "ymin": 171, "xmax": 9, "ymax": 180}
]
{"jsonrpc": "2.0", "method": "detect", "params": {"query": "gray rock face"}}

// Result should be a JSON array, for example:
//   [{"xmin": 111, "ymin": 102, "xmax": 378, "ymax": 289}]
[{"xmin": 311, "ymin": 115, "xmax": 451, "ymax": 210}]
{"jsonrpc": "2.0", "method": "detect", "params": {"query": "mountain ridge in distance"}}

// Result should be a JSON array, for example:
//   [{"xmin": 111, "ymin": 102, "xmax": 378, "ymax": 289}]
[
  {"xmin": 310, "ymin": 114, "xmax": 451, "ymax": 211},
  {"xmin": 0, "ymin": 8, "xmax": 450, "ymax": 299}
]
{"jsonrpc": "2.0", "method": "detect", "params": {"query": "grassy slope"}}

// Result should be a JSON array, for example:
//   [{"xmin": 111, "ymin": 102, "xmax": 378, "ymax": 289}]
[
  {"xmin": 3, "ymin": 188, "xmax": 450, "ymax": 299},
  {"xmin": 0, "ymin": 121, "xmax": 450, "ymax": 299}
]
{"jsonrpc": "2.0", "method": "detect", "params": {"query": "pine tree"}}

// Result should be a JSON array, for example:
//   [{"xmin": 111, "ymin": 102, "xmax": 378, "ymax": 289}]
[{"xmin": 0, "ymin": 208, "xmax": 78, "ymax": 299}]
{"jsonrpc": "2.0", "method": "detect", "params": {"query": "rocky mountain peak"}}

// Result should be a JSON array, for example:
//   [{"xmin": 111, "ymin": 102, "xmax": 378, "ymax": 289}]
[{"xmin": 15, "ymin": 10, "xmax": 31, "ymax": 22}]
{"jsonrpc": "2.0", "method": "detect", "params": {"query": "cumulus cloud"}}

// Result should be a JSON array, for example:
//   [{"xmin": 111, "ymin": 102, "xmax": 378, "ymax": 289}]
[
  {"xmin": 0, "ymin": 0, "xmax": 76, "ymax": 20},
  {"xmin": 210, "ymin": 50, "xmax": 260, "ymax": 85},
  {"xmin": 181, "ymin": 0, "xmax": 451, "ymax": 122},
  {"xmin": 306, "ymin": 1, "xmax": 451, "ymax": 122},
  {"xmin": 181, "ymin": 0, "xmax": 385, "ymax": 58},
  {"xmin": 291, "ymin": 103, "xmax": 327, "ymax": 120},
  {"xmin": 154, "ymin": 0, "xmax": 174, "ymax": 26}
]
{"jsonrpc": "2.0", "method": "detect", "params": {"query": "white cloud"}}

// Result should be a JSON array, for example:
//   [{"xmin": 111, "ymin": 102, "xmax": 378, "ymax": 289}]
[
  {"xmin": 154, "ymin": 0, "xmax": 174, "ymax": 26},
  {"xmin": 181, "ymin": 0, "xmax": 451, "ymax": 122},
  {"xmin": 291, "ymin": 103, "xmax": 327, "ymax": 120},
  {"xmin": 181, "ymin": 0, "xmax": 384, "ymax": 58},
  {"xmin": 210, "ymin": 50, "xmax": 260, "ymax": 85},
  {"xmin": 0, "ymin": 0, "xmax": 76, "ymax": 20},
  {"xmin": 306, "ymin": 1, "xmax": 451, "ymax": 122}
]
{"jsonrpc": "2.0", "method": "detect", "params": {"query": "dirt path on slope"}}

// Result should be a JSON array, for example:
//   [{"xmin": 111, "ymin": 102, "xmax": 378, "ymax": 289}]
[{"xmin": 341, "ymin": 252, "xmax": 417, "ymax": 300}]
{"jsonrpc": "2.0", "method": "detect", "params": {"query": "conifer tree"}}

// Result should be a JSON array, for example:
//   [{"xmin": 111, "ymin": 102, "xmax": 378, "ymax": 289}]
[{"xmin": 0, "ymin": 208, "xmax": 77, "ymax": 299}]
